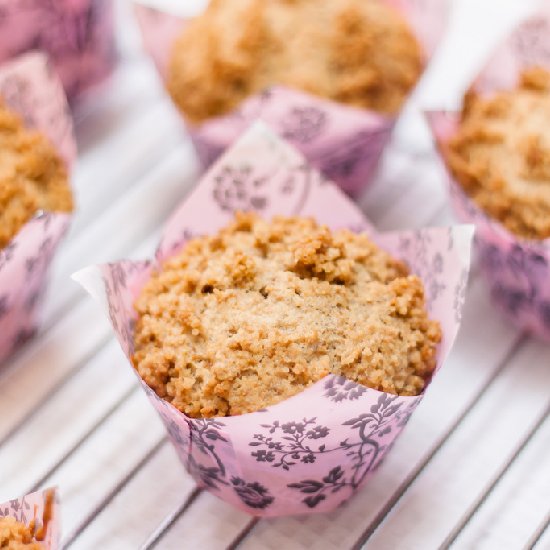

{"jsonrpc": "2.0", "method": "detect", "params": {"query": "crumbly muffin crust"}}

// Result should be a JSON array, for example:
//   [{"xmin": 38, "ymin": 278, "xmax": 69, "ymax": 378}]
[
  {"xmin": 0, "ymin": 517, "xmax": 43, "ymax": 549},
  {"xmin": 133, "ymin": 213, "xmax": 441, "ymax": 418},
  {"xmin": 0, "ymin": 102, "xmax": 72, "ymax": 249},
  {"xmin": 167, "ymin": 0, "xmax": 423, "ymax": 123},
  {"xmin": 446, "ymin": 67, "xmax": 550, "ymax": 240}
]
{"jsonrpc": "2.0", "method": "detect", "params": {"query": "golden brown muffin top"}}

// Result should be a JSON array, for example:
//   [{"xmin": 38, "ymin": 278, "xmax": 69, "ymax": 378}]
[
  {"xmin": 446, "ymin": 67, "xmax": 550, "ymax": 240},
  {"xmin": 167, "ymin": 0, "xmax": 423, "ymax": 123},
  {"xmin": 133, "ymin": 213, "xmax": 441, "ymax": 418},
  {"xmin": 0, "ymin": 102, "xmax": 73, "ymax": 250},
  {"xmin": 0, "ymin": 517, "xmax": 43, "ymax": 549}
]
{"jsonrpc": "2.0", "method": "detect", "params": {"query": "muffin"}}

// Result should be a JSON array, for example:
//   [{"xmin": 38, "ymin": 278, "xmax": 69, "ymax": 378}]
[
  {"xmin": 0, "ymin": 101, "xmax": 73, "ymax": 250},
  {"xmin": 167, "ymin": 0, "xmax": 423, "ymax": 124},
  {"xmin": 133, "ymin": 213, "xmax": 441, "ymax": 418},
  {"xmin": 0, "ymin": 0, "xmax": 115, "ymax": 102},
  {"xmin": 445, "ymin": 66, "xmax": 550, "ymax": 241},
  {"xmin": 0, "ymin": 516, "xmax": 44, "ymax": 549}
]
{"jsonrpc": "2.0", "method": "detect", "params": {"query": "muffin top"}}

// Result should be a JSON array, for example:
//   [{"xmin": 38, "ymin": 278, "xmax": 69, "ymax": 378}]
[
  {"xmin": 446, "ymin": 67, "xmax": 550, "ymax": 240},
  {"xmin": 167, "ymin": 0, "xmax": 423, "ymax": 124},
  {"xmin": 0, "ymin": 102, "xmax": 73, "ymax": 250},
  {"xmin": 133, "ymin": 213, "xmax": 441, "ymax": 418},
  {"xmin": 0, "ymin": 516, "xmax": 43, "ymax": 549}
]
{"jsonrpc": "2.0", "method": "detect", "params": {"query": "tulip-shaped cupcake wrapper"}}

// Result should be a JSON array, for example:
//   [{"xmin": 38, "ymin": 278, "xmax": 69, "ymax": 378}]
[
  {"xmin": 133, "ymin": 0, "xmax": 447, "ymax": 196},
  {"xmin": 0, "ymin": 488, "xmax": 60, "ymax": 549},
  {"xmin": 0, "ymin": 53, "xmax": 74, "ymax": 363},
  {"xmin": 75, "ymin": 123, "xmax": 473, "ymax": 517},
  {"xmin": 0, "ymin": 0, "xmax": 116, "ymax": 102},
  {"xmin": 426, "ymin": 6, "xmax": 550, "ymax": 340}
]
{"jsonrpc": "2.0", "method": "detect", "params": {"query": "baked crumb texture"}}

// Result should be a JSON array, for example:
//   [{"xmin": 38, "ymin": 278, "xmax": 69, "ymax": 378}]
[
  {"xmin": 167, "ymin": 0, "xmax": 422, "ymax": 123},
  {"xmin": 0, "ymin": 516, "xmax": 43, "ymax": 549},
  {"xmin": 0, "ymin": 101, "xmax": 73, "ymax": 250},
  {"xmin": 133, "ymin": 213, "xmax": 441, "ymax": 418},
  {"xmin": 447, "ymin": 66, "xmax": 550, "ymax": 240}
]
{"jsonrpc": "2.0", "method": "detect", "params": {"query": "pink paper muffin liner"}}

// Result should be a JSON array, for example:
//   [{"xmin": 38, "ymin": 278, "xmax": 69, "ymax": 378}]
[
  {"xmin": 0, "ymin": 0, "xmax": 116, "ymax": 103},
  {"xmin": 75, "ymin": 123, "xmax": 473, "ymax": 517},
  {"xmin": 0, "ymin": 53, "xmax": 74, "ymax": 363},
  {"xmin": 426, "ymin": 7, "xmax": 550, "ymax": 341},
  {"xmin": 0, "ymin": 488, "xmax": 60, "ymax": 549},
  {"xmin": 133, "ymin": 0, "xmax": 447, "ymax": 196}
]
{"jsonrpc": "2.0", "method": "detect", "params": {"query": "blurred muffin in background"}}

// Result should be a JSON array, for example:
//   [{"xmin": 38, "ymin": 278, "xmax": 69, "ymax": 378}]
[
  {"xmin": 445, "ymin": 67, "xmax": 550, "ymax": 241},
  {"xmin": 0, "ymin": 0, "xmax": 116, "ymax": 102},
  {"xmin": 0, "ymin": 101, "xmax": 73, "ymax": 250},
  {"xmin": 0, "ymin": 516, "xmax": 44, "ymax": 549},
  {"xmin": 167, "ymin": 0, "xmax": 423, "ymax": 124},
  {"xmin": 133, "ymin": 212, "xmax": 441, "ymax": 418}
]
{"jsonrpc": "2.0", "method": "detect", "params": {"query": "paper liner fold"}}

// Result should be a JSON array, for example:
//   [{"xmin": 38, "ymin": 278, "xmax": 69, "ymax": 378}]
[
  {"xmin": 134, "ymin": 0, "xmax": 448, "ymax": 195},
  {"xmin": 0, "ymin": 53, "xmax": 74, "ymax": 363},
  {"xmin": 473, "ymin": 3, "xmax": 550, "ymax": 94},
  {"xmin": 0, "ymin": 0, "xmax": 116, "ymax": 102},
  {"xmin": 0, "ymin": 488, "xmax": 60, "ymax": 549},
  {"xmin": 426, "ymin": 6, "xmax": 550, "ymax": 340},
  {"xmin": 75, "ymin": 123, "xmax": 473, "ymax": 516}
]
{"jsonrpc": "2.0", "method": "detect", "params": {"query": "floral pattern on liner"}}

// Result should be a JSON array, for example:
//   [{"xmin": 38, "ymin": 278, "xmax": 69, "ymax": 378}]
[
  {"xmin": 426, "ymin": 6, "xmax": 550, "ymax": 341},
  {"xmin": 0, "ymin": 54, "xmax": 74, "ymax": 363},
  {"xmin": 0, "ymin": 0, "xmax": 115, "ymax": 102},
  {"xmin": 0, "ymin": 488, "xmax": 60, "ymax": 549},
  {"xmin": 74, "ymin": 123, "xmax": 473, "ymax": 517},
  {"xmin": 190, "ymin": 88, "xmax": 393, "ymax": 196},
  {"xmin": 133, "ymin": 0, "xmax": 447, "ymax": 196}
]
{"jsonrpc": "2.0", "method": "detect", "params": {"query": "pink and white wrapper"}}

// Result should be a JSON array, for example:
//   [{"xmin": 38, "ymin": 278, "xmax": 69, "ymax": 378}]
[
  {"xmin": 0, "ymin": 488, "xmax": 60, "ymax": 549},
  {"xmin": 75, "ymin": 123, "xmax": 473, "ymax": 517},
  {"xmin": 427, "ymin": 6, "xmax": 550, "ymax": 341},
  {"xmin": 133, "ymin": 0, "xmax": 447, "ymax": 196},
  {"xmin": 0, "ymin": 53, "xmax": 74, "ymax": 363},
  {"xmin": 0, "ymin": 0, "xmax": 115, "ymax": 103}
]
